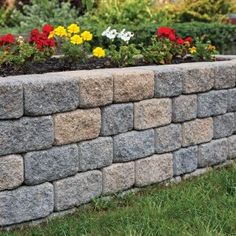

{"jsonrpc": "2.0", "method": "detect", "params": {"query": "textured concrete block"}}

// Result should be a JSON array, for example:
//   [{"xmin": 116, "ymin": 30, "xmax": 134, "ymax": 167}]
[
  {"xmin": 24, "ymin": 145, "xmax": 79, "ymax": 185},
  {"xmin": 198, "ymin": 90, "xmax": 228, "ymax": 117},
  {"xmin": 0, "ymin": 80, "xmax": 23, "ymax": 119},
  {"xmin": 155, "ymin": 124, "xmax": 182, "ymax": 153},
  {"xmin": 214, "ymin": 64, "xmax": 236, "ymax": 89},
  {"xmin": 113, "ymin": 130, "xmax": 155, "ymax": 162},
  {"xmin": 0, "ymin": 183, "xmax": 54, "ymax": 226},
  {"xmin": 0, "ymin": 116, "xmax": 54, "ymax": 156},
  {"xmin": 182, "ymin": 118, "xmax": 213, "ymax": 147},
  {"xmin": 24, "ymin": 77, "xmax": 80, "ymax": 115},
  {"xmin": 213, "ymin": 113, "xmax": 235, "ymax": 138},
  {"xmin": 54, "ymin": 171, "xmax": 102, "ymax": 211},
  {"xmin": 54, "ymin": 108, "xmax": 101, "ymax": 145},
  {"xmin": 173, "ymin": 146, "xmax": 198, "ymax": 176},
  {"xmin": 0, "ymin": 155, "xmax": 23, "ymax": 191},
  {"xmin": 198, "ymin": 138, "xmax": 228, "ymax": 167},
  {"xmin": 228, "ymin": 89, "xmax": 236, "ymax": 112},
  {"xmin": 173, "ymin": 95, "xmax": 197, "ymax": 122},
  {"xmin": 135, "ymin": 154, "xmax": 173, "ymax": 187},
  {"xmin": 79, "ymin": 72, "xmax": 113, "ymax": 108},
  {"xmin": 134, "ymin": 98, "xmax": 172, "ymax": 130},
  {"xmin": 78, "ymin": 137, "xmax": 113, "ymax": 171},
  {"xmin": 154, "ymin": 68, "xmax": 183, "ymax": 97},
  {"xmin": 113, "ymin": 70, "xmax": 154, "ymax": 102},
  {"xmin": 182, "ymin": 66, "xmax": 214, "ymax": 93},
  {"xmin": 228, "ymin": 135, "xmax": 236, "ymax": 159},
  {"xmin": 101, "ymin": 103, "xmax": 133, "ymax": 136},
  {"xmin": 102, "ymin": 162, "xmax": 135, "ymax": 194}
]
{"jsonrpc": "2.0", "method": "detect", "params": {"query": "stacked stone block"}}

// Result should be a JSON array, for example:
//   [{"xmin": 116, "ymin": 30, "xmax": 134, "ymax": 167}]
[{"xmin": 0, "ymin": 59, "xmax": 236, "ymax": 227}]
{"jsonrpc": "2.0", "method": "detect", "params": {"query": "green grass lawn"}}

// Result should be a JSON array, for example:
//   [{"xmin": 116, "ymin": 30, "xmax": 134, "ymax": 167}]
[{"xmin": 2, "ymin": 164, "xmax": 236, "ymax": 236}]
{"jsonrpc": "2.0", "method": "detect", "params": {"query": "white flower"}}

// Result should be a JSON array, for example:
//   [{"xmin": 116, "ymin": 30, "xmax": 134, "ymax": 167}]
[
  {"xmin": 117, "ymin": 29, "xmax": 134, "ymax": 43},
  {"xmin": 102, "ymin": 26, "xmax": 118, "ymax": 40},
  {"xmin": 102, "ymin": 27, "xmax": 134, "ymax": 42}
]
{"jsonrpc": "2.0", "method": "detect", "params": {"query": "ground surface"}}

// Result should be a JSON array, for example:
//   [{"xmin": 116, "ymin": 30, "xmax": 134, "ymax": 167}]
[{"xmin": 1, "ymin": 164, "xmax": 236, "ymax": 236}]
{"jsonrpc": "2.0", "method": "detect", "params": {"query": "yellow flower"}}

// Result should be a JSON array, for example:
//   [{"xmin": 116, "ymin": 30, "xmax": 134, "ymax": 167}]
[
  {"xmin": 48, "ymin": 31, "xmax": 55, "ymax": 39},
  {"xmin": 93, "ymin": 47, "xmax": 105, "ymax": 58},
  {"xmin": 81, "ymin": 31, "xmax": 93, "ymax": 41},
  {"xmin": 54, "ymin": 26, "xmax": 67, "ymax": 37},
  {"xmin": 68, "ymin": 23, "xmax": 80, "ymax": 34},
  {"xmin": 70, "ymin": 35, "xmax": 83, "ymax": 45},
  {"xmin": 189, "ymin": 46, "xmax": 197, "ymax": 54},
  {"xmin": 207, "ymin": 44, "xmax": 216, "ymax": 51}
]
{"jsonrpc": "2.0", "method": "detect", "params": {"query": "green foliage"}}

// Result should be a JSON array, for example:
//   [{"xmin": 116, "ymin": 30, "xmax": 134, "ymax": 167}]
[
  {"xmin": 61, "ymin": 41, "xmax": 91, "ymax": 62},
  {"xmin": 11, "ymin": 0, "xmax": 80, "ymax": 32},
  {"xmin": 0, "ymin": 42, "xmax": 52, "ymax": 66},
  {"xmin": 172, "ymin": 22, "xmax": 236, "ymax": 52},
  {"xmin": 142, "ymin": 37, "xmax": 173, "ymax": 64},
  {"xmin": 175, "ymin": 0, "xmax": 236, "ymax": 23},
  {"xmin": 108, "ymin": 43, "xmax": 140, "ymax": 67},
  {"xmin": 190, "ymin": 39, "xmax": 218, "ymax": 61}
]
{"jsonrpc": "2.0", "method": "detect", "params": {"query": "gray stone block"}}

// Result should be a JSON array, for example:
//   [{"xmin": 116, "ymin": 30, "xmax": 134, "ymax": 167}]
[
  {"xmin": 173, "ymin": 95, "xmax": 197, "ymax": 122},
  {"xmin": 155, "ymin": 124, "xmax": 182, "ymax": 153},
  {"xmin": 198, "ymin": 138, "xmax": 228, "ymax": 167},
  {"xmin": 135, "ymin": 154, "xmax": 173, "ymax": 187},
  {"xmin": 113, "ymin": 130, "xmax": 155, "ymax": 162},
  {"xmin": 228, "ymin": 135, "xmax": 236, "ymax": 159},
  {"xmin": 101, "ymin": 103, "xmax": 133, "ymax": 136},
  {"xmin": 182, "ymin": 65, "xmax": 214, "ymax": 94},
  {"xmin": 213, "ymin": 113, "xmax": 235, "ymax": 138},
  {"xmin": 102, "ymin": 162, "xmax": 135, "ymax": 194},
  {"xmin": 0, "ymin": 183, "xmax": 54, "ymax": 226},
  {"xmin": 78, "ymin": 137, "xmax": 113, "ymax": 171},
  {"xmin": 0, "ymin": 116, "xmax": 54, "ymax": 156},
  {"xmin": 24, "ymin": 145, "xmax": 79, "ymax": 185},
  {"xmin": 0, "ymin": 155, "xmax": 24, "ymax": 191},
  {"xmin": 198, "ymin": 90, "xmax": 228, "ymax": 117},
  {"xmin": 24, "ymin": 77, "xmax": 80, "ymax": 115},
  {"xmin": 154, "ymin": 68, "xmax": 183, "ymax": 97},
  {"xmin": 214, "ymin": 64, "xmax": 236, "ymax": 89},
  {"xmin": 54, "ymin": 171, "xmax": 102, "ymax": 211},
  {"xmin": 228, "ymin": 88, "xmax": 236, "ymax": 112},
  {"xmin": 173, "ymin": 146, "xmax": 198, "ymax": 176},
  {"xmin": 0, "ymin": 79, "xmax": 23, "ymax": 119}
]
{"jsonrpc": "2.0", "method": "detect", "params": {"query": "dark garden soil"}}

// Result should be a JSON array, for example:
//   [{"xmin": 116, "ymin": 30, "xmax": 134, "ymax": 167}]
[{"xmin": 0, "ymin": 56, "xmax": 218, "ymax": 77}]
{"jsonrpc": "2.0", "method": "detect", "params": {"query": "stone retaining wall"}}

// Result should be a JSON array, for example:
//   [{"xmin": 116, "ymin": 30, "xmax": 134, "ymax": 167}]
[{"xmin": 1, "ymin": 59, "xmax": 236, "ymax": 227}]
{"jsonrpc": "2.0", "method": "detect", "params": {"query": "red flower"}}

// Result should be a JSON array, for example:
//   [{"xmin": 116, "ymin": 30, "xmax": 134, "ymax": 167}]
[
  {"xmin": 169, "ymin": 33, "xmax": 176, "ymax": 42},
  {"xmin": 42, "ymin": 24, "xmax": 54, "ymax": 36},
  {"xmin": 0, "ymin": 34, "xmax": 15, "ymax": 47},
  {"xmin": 157, "ymin": 27, "xmax": 175, "ymax": 38},
  {"xmin": 176, "ymin": 37, "xmax": 184, "ymax": 45},
  {"xmin": 184, "ymin": 36, "xmax": 193, "ymax": 44},
  {"xmin": 29, "ymin": 27, "xmax": 56, "ymax": 50}
]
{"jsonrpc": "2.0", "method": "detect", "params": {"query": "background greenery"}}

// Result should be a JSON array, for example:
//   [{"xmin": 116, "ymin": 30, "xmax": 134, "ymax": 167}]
[{"xmin": 0, "ymin": 0, "xmax": 236, "ymax": 53}]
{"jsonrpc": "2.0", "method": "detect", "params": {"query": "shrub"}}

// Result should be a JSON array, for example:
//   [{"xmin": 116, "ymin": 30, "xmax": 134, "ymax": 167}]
[
  {"xmin": 10, "ymin": 0, "xmax": 80, "ymax": 32},
  {"xmin": 172, "ymin": 22, "xmax": 236, "ymax": 52}
]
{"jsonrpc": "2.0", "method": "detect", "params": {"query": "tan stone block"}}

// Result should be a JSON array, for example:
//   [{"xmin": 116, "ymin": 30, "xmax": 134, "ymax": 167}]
[
  {"xmin": 54, "ymin": 108, "xmax": 101, "ymax": 145},
  {"xmin": 182, "ymin": 118, "xmax": 213, "ymax": 147},
  {"xmin": 134, "ymin": 98, "xmax": 172, "ymax": 130},
  {"xmin": 0, "ymin": 155, "xmax": 24, "ymax": 191},
  {"xmin": 135, "ymin": 154, "xmax": 173, "ymax": 187},
  {"xmin": 79, "ymin": 72, "xmax": 113, "ymax": 108},
  {"xmin": 102, "ymin": 162, "xmax": 135, "ymax": 194},
  {"xmin": 113, "ymin": 70, "xmax": 154, "ymax": 102}
]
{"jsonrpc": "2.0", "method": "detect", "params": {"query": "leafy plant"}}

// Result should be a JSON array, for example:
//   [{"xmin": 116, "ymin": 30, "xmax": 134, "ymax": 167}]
[
  {"xmin": 108, "ymin": 44, "xmax": 140, "ymax": 67},
  {"xmin": 11, "ymin": 0, "xmax": 80, "ymax": 32},
  {"xmin": 189, "ymin": 39, "xmax": 218, "ymax": 62}
]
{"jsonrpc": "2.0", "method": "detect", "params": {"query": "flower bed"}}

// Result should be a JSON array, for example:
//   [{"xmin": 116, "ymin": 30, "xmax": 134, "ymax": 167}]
[{"xmin": 0, "ymin": 23, "xmax": 218, "ymax": 76}]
